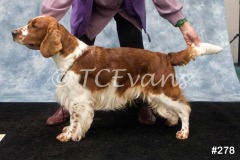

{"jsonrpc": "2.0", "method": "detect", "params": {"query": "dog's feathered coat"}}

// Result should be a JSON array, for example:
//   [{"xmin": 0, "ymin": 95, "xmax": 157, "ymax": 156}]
[{"xmin": 12, "ymin": 16, "xmax": 223, "ymax": 142}]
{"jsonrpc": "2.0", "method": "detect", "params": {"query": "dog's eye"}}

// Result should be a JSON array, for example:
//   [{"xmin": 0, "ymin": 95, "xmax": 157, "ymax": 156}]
[{"xmin": 32, "ymin": 23, "xmax": 37, "ymax": 29}]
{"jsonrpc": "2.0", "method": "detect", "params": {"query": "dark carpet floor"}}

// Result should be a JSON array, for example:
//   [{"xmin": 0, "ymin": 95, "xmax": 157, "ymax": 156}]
[{"xmin": 0, "ymin": 102, "xmax": 240, "ymax": 160}]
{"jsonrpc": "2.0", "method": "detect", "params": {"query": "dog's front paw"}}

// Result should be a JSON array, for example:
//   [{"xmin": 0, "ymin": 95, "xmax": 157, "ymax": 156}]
[
  {"xmin": 62, "ymin": 126, "xmax": 70, "ymax": 133},
  {"xmin": 71, "ymin": 135, "xmax": 82, "ymax": 142},
  {"xmin": 56, "ymin": 133, "xmax": 71, "ymax": 142},
  {"xmin": 176, "ymin": 129, "xmax": 189, "ymax": 140}
]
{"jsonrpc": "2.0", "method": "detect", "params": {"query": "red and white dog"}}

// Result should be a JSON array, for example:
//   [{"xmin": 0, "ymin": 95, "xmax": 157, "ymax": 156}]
[{"xmin": 12, "ymin": 16, "xmax": 223, "ymax": 142}]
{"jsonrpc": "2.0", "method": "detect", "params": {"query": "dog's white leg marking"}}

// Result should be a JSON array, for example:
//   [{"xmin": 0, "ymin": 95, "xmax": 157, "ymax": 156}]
[
  {"xmin": 149, "ymin": 100, "xmax": 179, "ymax": 126},
  {"xmin": 163, "ymin": 109, "xmax": 179, "ymax": 127},
  {"xmin": 149, "ymin": 93, "xmax": 191, "ymax": 139},
  {"xmin": 56, "ymin": 103, "xmax": 76, "ymax": 142},
  {"xmin": 71, "ymin": 103, "xmax": 94, "ymax": 141},
  {"xmin": 56, "ymin": 99, "xmax": 94, "ymax": 142}
]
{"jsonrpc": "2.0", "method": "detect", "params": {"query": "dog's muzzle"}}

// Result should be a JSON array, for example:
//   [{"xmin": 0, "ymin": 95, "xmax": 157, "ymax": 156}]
[{"xmin": 11, "ymin": 30, "xmax": 18, "ymax": 40}]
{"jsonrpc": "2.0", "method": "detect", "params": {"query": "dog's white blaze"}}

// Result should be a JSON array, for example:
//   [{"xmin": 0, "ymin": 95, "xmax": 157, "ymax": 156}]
[{"xmin": 21, "ymin": 25, "xmax": 28, "ymax": 36}]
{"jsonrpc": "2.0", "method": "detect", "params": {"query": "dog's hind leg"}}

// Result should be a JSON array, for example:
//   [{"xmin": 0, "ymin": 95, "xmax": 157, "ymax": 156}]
[
  {"xmin": 148, "ymin": 93, "xmax": 191, "ymax": 139},
  {"xmin": 150, "ymin": 101, "xmax": 179, "ymax": 126}
]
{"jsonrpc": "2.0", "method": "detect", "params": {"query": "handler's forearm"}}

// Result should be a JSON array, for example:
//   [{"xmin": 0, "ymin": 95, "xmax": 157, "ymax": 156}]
[
  {"xmin": 153, "ymin": 0, "xmax": 185, "ymax": 26},
  {"xmin": 41, "ymin": 0, "xmax": 72, "ymax": 21}
]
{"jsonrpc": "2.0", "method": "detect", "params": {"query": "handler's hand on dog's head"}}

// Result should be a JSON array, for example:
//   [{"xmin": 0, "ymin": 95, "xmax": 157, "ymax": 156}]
[{"xmin": 179, "ymin": 21, "xmax": 201, "ymax": 47}]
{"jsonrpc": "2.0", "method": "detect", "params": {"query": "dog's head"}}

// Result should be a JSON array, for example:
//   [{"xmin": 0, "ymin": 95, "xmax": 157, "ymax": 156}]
[{"xmin": 12, "ymin": 16, "xmax": 63, "ymax": 58}]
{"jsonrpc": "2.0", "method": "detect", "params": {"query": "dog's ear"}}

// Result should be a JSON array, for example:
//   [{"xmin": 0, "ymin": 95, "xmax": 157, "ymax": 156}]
[{"xmin": 40, "ymin": 24, "xmax": 62, "ymax": 58}]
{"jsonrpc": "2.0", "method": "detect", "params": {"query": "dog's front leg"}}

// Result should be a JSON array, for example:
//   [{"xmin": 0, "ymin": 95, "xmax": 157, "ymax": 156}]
[{"xmin": 57, "ymin": 102, "xmax": 94, "ymax": 142}]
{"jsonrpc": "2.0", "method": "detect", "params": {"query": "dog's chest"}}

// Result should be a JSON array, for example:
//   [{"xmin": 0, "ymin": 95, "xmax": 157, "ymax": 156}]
[{"xmin": 55, "ymin": 71, "xmax": 84, "ymax": 106}]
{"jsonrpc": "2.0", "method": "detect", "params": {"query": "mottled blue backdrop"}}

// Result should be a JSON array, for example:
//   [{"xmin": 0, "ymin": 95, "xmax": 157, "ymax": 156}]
[{"xmin": 0, "ymin": 0, "xmax": 240, "ymax": 102}]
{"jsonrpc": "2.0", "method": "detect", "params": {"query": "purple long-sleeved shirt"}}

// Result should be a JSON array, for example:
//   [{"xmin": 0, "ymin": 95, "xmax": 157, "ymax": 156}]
[{"xmin": 41, "ymin": 0, "xmax": 185, "ymax": 40}]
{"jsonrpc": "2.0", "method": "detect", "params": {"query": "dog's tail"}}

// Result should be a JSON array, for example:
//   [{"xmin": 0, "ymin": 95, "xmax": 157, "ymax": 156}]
[{"xmin": 168, "ymin": 43, "xmax": 223, "ymax": 66}]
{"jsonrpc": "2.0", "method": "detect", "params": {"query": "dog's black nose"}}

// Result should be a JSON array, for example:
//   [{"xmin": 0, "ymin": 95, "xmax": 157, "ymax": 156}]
[{"xmin": 11, "ymin": 30, "xmax": 18, "ymax": 38}]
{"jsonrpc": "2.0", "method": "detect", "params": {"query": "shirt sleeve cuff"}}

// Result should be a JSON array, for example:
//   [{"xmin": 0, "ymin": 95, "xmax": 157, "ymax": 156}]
[{"xmin": 163, "ymin": 11, "xmax": 185, "ymax": 26}]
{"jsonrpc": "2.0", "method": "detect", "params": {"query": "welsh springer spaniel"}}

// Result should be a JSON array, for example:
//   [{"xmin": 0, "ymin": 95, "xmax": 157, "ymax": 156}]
[{"xmin": 12, "ymin": 16, "xmax": 223, "ymax": 142}]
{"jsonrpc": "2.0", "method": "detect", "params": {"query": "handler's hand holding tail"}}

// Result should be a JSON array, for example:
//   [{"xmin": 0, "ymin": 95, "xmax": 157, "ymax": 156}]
[{"xmin": 179, "ymin": 21, "xmax": 201, "ymax": 47}]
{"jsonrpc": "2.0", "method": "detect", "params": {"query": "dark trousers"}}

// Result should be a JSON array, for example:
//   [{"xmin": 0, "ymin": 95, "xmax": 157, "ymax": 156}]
[
  {"xmin": 78, "ymin": 13, "xmax": 146, "ymax": 106},
  {"xmin": 78, "ymin": 13, "xmax": 144, "ymax": 49}
]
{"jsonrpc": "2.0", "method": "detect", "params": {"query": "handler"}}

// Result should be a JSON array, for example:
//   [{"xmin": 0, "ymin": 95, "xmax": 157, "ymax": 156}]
[{"xmin": 41, "ymin": 0, "xmax": 201, "ymax": 126}]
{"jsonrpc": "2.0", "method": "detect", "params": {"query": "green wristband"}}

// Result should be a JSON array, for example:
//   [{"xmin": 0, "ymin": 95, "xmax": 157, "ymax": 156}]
[{"xmin": 175, "ymin": 18, "xmax": 187, "ymax": 27}]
